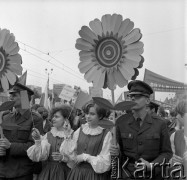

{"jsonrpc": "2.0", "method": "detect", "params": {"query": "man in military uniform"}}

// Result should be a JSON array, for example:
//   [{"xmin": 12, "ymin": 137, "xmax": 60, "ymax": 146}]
[
  {"xmin": 0, "ymin": 83, "xmax": 43, "ymax": 180},
  {"xmin": 110, "ymin": 80, "xmax": 172, "ymax": 179}
]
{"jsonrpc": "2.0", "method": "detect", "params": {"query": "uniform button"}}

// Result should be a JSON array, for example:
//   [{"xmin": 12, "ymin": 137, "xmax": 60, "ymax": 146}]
[{"xmin": 138, "ymin": 142, "xmax": 142, "ymax": 145}]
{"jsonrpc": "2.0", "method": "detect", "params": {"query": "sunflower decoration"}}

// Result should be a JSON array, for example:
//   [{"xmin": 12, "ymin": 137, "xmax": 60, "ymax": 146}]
[
  {"xmin": 76, "ymin": 14, "xmax": 144, "ymax": 90},
  {"xmin": 0, "ymin": 28, "xmax": 22, "ymax": 92}
]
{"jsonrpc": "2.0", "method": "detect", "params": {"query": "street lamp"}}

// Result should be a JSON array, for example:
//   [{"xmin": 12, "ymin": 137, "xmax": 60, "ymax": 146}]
[{"xmin": 45, "ymin": 68, "xmax": 53, "ymax": 88}]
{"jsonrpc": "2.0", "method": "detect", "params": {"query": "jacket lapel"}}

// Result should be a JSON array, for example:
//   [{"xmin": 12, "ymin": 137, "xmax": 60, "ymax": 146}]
[
  {"xmin": 128, "ymin": 116, "xmax": 140, "ymax": 132},
  {"xmin": 138, "ymin": 113, "xmax": 152, "ymax": 135},
  {"xmin": 16, "ymin": 109, "xmax": 31, "ymax": 125}
]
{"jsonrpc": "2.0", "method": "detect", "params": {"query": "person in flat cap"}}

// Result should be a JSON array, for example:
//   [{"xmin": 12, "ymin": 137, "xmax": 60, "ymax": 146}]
[
  {"xmin": 147, "ymin": 101, "xmax": 160, "ymax": 116},
  {"xmin": 0, "ymin": 82, "xmax": 43, "ymax": 180},
  {"xmin": 110, "ymin": 80, "xmax": 172, "ymax": 180},
  {"xmin": 37, "ymin": 106, "xmax": 52, "ymax": 134}
]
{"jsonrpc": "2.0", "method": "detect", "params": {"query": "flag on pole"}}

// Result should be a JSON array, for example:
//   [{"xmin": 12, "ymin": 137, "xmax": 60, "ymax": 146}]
[
  {"xmin": 39, "ymin": 93, "xmax": 45, "ymax": 106},
  {"xmin": 44, "ymin": 78, "xmax": 49, "ymax": 110},
  {"xmin": 40, "ymin": 78, "xmax": 50, "ymax": 110},
  {"xmin": 18, "ymin": 71, "xmax": 27, "ymax": 85}
]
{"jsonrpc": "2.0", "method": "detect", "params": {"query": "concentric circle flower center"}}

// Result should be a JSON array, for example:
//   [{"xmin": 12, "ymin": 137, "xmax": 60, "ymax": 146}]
[
  {"xmin": 0, "ymin": 51, "xmax": 6, "ymax": 72},
  {"xmin": 95, "ymin": 37, "xmax": 122, "ymax": 68},
  {"xmin": 106, "ymin": 50, "xmax": 111, "ymax": 56}
]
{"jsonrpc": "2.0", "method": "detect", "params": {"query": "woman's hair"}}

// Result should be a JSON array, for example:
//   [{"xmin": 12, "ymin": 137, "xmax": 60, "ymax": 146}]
[
  {"xmin": 82, "ymin": 100, "xmax": 111, "ymax": 120},
  {"xmin": 50, "ymin": 105, "xmax": 75, "ymax": 127},
  {"xmin": 175, "ymin": 100, "xmax": 187, "ymax": 117}
]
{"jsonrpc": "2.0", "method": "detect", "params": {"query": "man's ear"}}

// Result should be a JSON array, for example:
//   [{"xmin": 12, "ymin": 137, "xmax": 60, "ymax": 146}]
[{"xmin": 146, "ymin": 97, "xmax": 150, "ymax": 105}]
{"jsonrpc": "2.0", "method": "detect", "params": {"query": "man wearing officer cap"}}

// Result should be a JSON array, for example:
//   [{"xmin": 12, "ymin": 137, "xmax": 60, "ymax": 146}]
[
  {"xmin": 0, "ymin": 83, "xmax": 43, "ymax": 180},
  {"xmin": 147, "ymin": 101, "xmax": 160, "ymax": 116},
  {"xmin": 110, "ymin": 80, "xmax": 172, "ymax": 179}
]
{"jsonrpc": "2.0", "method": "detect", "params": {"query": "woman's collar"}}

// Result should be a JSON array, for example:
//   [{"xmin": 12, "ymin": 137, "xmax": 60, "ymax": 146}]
[
  {"xmin": 82, "ymin": 123, "xmax": 104, "ymax": 135},
  {"xmin": 51, "ymin": 127, "xmax": 74, "ymax": 138}
]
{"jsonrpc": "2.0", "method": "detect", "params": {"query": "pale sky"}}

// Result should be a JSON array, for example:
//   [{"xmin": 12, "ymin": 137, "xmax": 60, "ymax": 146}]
[{"xmin": 0, "ymin": 0, "xmax": 186, "ymax": 101}]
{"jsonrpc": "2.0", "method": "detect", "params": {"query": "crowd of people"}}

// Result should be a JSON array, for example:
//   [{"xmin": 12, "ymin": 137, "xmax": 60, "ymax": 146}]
[{"xmin": 0, "ymin": 81, "xmax": 186, "ymax": 180}]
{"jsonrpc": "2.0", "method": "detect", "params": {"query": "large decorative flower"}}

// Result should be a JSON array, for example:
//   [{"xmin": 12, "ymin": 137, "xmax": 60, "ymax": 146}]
[
  {"xmin": 0, "ymin": 28, "xmax": 22, "ymax": 92},
  {"xmin": 76, "ymin": 14, "xmax": 144, "ymax": 90}
]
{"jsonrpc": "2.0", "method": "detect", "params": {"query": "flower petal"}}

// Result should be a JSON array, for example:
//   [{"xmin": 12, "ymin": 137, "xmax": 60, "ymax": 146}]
[
  {"xmin": 5, "ymin": 69, "xmax": 17, "ymax": 85},
  {"xmin": 78, "ymin": 60, "xmax": 94, "ymax": 73},
  {"xmin": 93, "ymin": 68, "xmax": 105, "ymax": 88},
  {"xmin": 79, "ymin": 51, "xmax": 95, "ymax": 61},
  {"xmin": 107, "ymin": 70, "xmax": 116, "ymax": 90},
  {"xmin": 123, "ymin": 29, "xmax": 142, "ymax": 45},
  {"xmin": 6, "ymin": 42, "xmax": 19, "ymax": 55},
  {"xmin": 114, "ymin": 68, "xmax": 128, "ymax": 87},
  {"xmin": 101, "ymin": 14, "xmax": 112, "ymax": 35},
  {"xmin": 0, "ymin": 29, "xmax": 10, "ymax": 48},
  {"xmin": 1, "ymin": 75, "xmax": 9, "ymax": 91},
  {"xmin": 8, "ymin": 54, "xmax": 22, "ymax": 64},
  {"xmin": 110, "ymin": 14, "xmax": 119, "ymax": 33},
  {"xmin": 126, "ymin": 48, "xmax": 144, "ymax": 56},
  {"xmin": 124, "ymin": 54, "xmax": 141, "ymax": 62},
  {"xmin": 118, "ymin": 18, "xmax": 130, "ymax": 38},
  {"xmin": 113, "ymin": 14, "xmax": 123, "ymax": 35},
  {"xmin": 89, "ymin": 18, "xmax": 103, "ymax": 37},
  {"xmin": 4, "ymin": 34, "xmax": 16, "ymax": 52},
  {"xmin": 80, "ymin": 54, "xmax": 94, "ymax": 62},
  {"xmin": 75, "ymin": 38, "xmax": 93, "ymax": 51},
  {"xmin": 8, "ymin": 63, "xmax": 23, "ymax": 75},
  {"xmin": 125, "ymin": 42, "xmax": 144, "ymax": 51},
  {"xmin": 119, "ymin": 62, "xmax": 134, "ymax": 80},
  {"xmin": 121, "ymin": 20, "xmax": 134, "ymax": 38},
  {"xmin": 2, "ymin": 32, "xmax": 10, "ymax": 50},
  {"xmin": 123, "ymin": 58, "xmax": 139, "ymax": 68},
  {"xmin": 79, "ymin": 26, "xmax": 98, "ymax": 45},
  {"xmin": 84, "ymin": 66, "xmax": 98, "ymax": 83}
]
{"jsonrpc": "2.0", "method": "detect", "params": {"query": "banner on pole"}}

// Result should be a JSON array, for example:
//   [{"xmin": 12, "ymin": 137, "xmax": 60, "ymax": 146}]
[
  {"xmin": 89, "ymin": 86, "xmax": 103, "ymax": 98},
  {"xmin": 59, "ymin": 85, "xmax": 76, "ymax": 101}
]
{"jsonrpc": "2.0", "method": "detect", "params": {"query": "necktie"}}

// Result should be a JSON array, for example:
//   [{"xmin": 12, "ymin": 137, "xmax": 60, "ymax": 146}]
[
  {"xmin": 136, "ymin": 118, "xmax": 142, "ymax": 129},
  {"xmin": 15, "ymin": 112, "xmax": 21, "ymax": 121}
]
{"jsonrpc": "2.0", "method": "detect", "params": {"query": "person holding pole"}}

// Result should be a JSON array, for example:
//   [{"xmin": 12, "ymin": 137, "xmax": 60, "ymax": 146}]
[
  {"xmin": 67, "ymin": 100, "xmax": 112, "ymax": 180},
  {"xmin": 110, "ymin": 80, "xmax": 172, "ymax": 179},
  {"xmin": 0, "ymin": 83, "xmax": 43, "ymax": 180}
]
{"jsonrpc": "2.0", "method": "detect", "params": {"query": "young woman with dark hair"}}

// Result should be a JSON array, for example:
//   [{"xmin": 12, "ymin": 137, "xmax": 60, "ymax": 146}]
[
  {"xmin": 67, "ymin": 101, "xmax": 112, "ymax": 180},
  {"xmin": 27, "ymin": 105, "xmax": 74, "ymax": 180}
]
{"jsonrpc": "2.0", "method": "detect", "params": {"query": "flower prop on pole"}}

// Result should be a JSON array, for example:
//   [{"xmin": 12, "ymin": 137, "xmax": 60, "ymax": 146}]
[
  {"xmin": 76, "ymin": 14, "xmax": 144, "ymax": 90},
  {"xmin": 76, "ymin": 14, "xmax": 144, "ymax": 179},
  {"xmin": 0, "ymin": 28, "xmax": 23, "ymax": 142},
  {"xmin": 0, "ymin": 28, "xmax": 23, "ymax": 92}
]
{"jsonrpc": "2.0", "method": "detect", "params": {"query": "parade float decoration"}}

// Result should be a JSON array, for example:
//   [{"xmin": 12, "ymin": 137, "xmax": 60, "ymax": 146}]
[
  {"xmin": 0, "ymin": 28, "xmax": 22, "ymax": 151},
  {"xmin": 76, "ymin": 14, "xmax": 144, "ymax": 179}
]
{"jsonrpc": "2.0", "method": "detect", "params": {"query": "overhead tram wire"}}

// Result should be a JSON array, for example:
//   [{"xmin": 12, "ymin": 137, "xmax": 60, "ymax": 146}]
[
  {"xmin": 23, "ymin": 66, "xmax": 70, "ymax": 85},
  {"xmin": 20, "ymin": 48, "xmax": 85, "ymax": 82},
  {"xmin": 27, "ymin": 72, "xmax": 61, "ymax": 85},
  {"xmin": 144, "ymin": 26, "xmax": 185, "ymax": 37},
  {"xmin": 17, "ymin": 40, "xmax": 81, "ymax": 77}
]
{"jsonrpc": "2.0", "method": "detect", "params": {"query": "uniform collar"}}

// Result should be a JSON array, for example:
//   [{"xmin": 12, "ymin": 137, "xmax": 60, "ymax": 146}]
[{"xmin": 133, "ymin": 110, "xmax": 147, "ymax": 121}]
